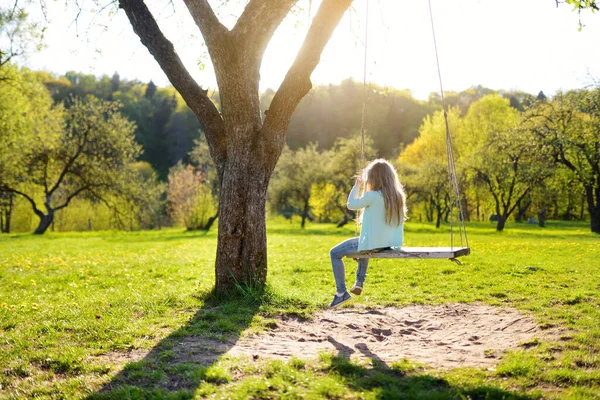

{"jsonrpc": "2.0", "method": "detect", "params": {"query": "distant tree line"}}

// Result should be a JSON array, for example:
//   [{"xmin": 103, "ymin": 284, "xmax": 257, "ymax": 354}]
[
  {"xmin": 268, "ymin": 89, "xmax": 600, "ymax": 233},
  {"xmin": 1, "ymin": 63, "xmax": 597, "ymax": 234}
]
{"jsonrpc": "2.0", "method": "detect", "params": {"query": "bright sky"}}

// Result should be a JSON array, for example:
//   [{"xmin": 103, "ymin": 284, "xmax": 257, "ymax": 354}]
[{"xmin": 6, "ymin": 0, "xmax": 600, "ymax": 100}]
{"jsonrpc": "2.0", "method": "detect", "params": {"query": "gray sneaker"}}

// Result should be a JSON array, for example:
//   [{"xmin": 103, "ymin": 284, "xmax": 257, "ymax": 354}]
[
  {"xmin": 350, "ymin": 284, "xmax": 363, "ymax": 295},
  {"xmin": 328, "ymin": 292, "xmax": 352, "ymax": 308}
]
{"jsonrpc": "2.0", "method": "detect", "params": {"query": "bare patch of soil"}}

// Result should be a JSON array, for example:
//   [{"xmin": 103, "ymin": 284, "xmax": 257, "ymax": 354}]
[
  {"xmin": 97, "ymin": 304, "xmax": 546, "ymax": 370},
  {"xmin": 227, "ymin": 304, "xmax": 543, "ymax": 369}
]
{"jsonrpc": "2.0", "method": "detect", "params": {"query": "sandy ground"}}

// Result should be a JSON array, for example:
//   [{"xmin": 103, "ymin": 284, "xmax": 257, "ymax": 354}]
[
  {"xmin": 226, "ymin": 304, "xmax": 543, "ymax": 369},
  {"xmin": 99, "ymin": 304, "xmax": 547, "ymax": 371}
]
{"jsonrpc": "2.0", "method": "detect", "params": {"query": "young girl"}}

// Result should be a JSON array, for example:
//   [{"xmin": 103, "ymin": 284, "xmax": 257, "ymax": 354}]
[{"xmin": 328, "ymin": 159, "xmax": 407, "ymax": 308}]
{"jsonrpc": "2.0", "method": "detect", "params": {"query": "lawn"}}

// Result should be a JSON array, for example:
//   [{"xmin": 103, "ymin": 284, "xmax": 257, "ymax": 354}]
[{"xmin": 0, "ymin": 220, "xmax": 599, "ymax": 399}]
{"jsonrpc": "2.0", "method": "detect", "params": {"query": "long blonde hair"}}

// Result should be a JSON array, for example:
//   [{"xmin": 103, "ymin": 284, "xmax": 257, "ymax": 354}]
[{"xmin": 362, "ymin": 159, "xmax": 407, "ymax": 226}]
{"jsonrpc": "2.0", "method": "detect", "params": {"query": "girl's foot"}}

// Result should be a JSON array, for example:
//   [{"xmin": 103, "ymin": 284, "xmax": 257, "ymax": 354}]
[
  {"xmin": 350, "ymin": 284, "xmax": 363, "ymax": 295},
  {"xmin": 328, "ymin": 292, "xmax": 352, "ymax": 308}
]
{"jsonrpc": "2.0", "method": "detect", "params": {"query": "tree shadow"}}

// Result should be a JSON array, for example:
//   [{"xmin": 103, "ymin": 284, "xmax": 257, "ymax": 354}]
[
  {"xmin": 86, "ymin": 287, "xmax": 262, "ymax": 399},
  {"xmin": 326, "ymin": 337, "xmax": 535, "ymax": 400}
]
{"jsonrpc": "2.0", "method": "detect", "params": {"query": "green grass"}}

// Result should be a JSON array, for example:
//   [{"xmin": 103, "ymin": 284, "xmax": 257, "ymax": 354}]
[{"xmin": 0, "ymin": 219, "xmax": 599, "ymax": 399}]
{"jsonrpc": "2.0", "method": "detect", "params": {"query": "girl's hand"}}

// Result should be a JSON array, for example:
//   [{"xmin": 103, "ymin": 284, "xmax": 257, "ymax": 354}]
[{"xmin": 355, "ymin": 171, "xmax": 365, "ymax": 187}]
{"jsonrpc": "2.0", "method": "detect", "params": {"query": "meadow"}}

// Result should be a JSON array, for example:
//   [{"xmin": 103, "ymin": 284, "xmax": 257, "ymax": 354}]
[{"xmin": 0, "ymin": 220, "xmax": 599, "ymax": 399}]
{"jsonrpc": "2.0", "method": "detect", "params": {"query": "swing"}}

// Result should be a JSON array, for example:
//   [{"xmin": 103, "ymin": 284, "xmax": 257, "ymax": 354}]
[{"xmin": 346, "ymin": 0, "xmax": 470, "ymax": 265}]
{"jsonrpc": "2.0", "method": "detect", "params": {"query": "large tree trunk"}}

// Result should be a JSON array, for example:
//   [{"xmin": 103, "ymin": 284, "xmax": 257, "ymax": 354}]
[
  {"xmin": 301, "ymin": 198, "xmax": 309, "ymax": 229},
  {"xmin": 34, "ymin": 213, "xmax": 54, "ymax": 235},
  {"xmin": 585, "ymin": 186, "xmax": 600, "ymax": 233},
  {"xmin": 214, "ymin": 151, "xmax": 273, "ymax": 293},
  {"xmin": 496, "ymin": 215, "xmax": 507, "ymax": 231},
  {"xmin": 0, "ymin": 192, "xmax": 13, "ymax": 233},
  {"xmin": 435, "ymin": 204, "xmax": 442, "ymax": 229},
  {"xmin": 515, "ymin": 199, "xmax": 531, "ymax": 223},
  {"xmin": 591, "ymin": 207, "xmax": 600, "ymax": 233}
]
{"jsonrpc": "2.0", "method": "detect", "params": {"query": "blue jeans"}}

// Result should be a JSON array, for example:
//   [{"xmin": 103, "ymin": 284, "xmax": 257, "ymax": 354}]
[{"xmin": 330, "ymin": 237, "xmax": 369, "ymax": 293}]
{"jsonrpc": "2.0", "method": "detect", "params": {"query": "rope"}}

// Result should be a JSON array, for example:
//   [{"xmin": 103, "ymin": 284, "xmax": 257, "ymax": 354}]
[
  {"xmin": 360, "ymin": 0, "xmax": 369, "ymax": 168},
  {"xmin": 427, "ymin": 0, "xmax": 469, "ymax": 249},
  {"xmin": 356, "ymin": 0, "xmax": 370, "ymax": 236}
]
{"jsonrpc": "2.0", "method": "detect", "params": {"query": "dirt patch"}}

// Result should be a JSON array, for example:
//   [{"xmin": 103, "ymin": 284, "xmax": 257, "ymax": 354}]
[
  {"xmin": 227, "ymin": 304, "xmax": 543, "ymax": 369},
  {"xmin": 96, "ymin": 304, "xmax": 546, "ymax": 370}
]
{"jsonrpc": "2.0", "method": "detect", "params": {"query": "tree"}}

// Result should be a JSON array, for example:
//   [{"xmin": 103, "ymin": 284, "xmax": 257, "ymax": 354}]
[
  {"xmin": 0, "ymin": 65, "xmax": 53, "ymax": 232},
  {"xmin": 461, "ymin": 95, "xmax": 552, "ymax": 231},
  {"xmin": 309, "ymin": 182, "xmax": 344, "ymax": 222},
  {"xmin": 558, "ymin": 0, "xmax": 598, "ymax": 29},
  {"xmin": 268, "ymin": 144, "xmax": 323, "ymax": 228},
  {"xmin": 0, "ymin": 6, "xmax": 44, "ymax": 71},
  {"xmin": 398, "ymin": 108, "xmax": 462, "ymax": 228},
  {"xmin": 116, "ymin": 0, "xmax": 353, "ymax": 292},
  {"xmin": 167, "ymin": 163, "xmax": 216, "ymax": 230},
  {"xmin": 0, "ymin": 95, "xmax": 142, "ymax": 234},
  {"xmin": 525, "ymin": 90, "xmax": 600, "ymax": 233},
  {"xmin": 325, "ymin": 134, "xmax": 377, "ymax": 227}
]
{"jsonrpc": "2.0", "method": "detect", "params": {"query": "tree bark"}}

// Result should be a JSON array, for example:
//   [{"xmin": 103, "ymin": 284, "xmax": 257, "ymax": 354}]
[
  {"xmin": 435, "ymin": 204, "xmax": 442, "ymax": 229},
  {"xmin": 203, "ymin": 211, "xmax": 219, "ymax": 232},
  {"xmin": 336, "ymin": 214, "xmax": 350, "ymax": 228},
  {"xmin": 215, "ymin": 156, "xmax": 270, "ymax": 293},
  {"xmin": 515, "ymin": 199, "xmax": 531, "ymax": 222},
  {"xmin": 496, "ymin": 215, "xmax": 507, "ymax": 231},
  {"xmin": 34, "ymin": 213, "xmax": 54, "ymax": 235},
  {"xmin": 586, "ymin": 186, "xmax": 600, "ymax": 233},
  {"xmin": 538, "ymin": 208, "xmax": 546, "ymax": 228},
  {"xmin": 301, "ymin": 198, "xmax": 310, "ymax": 229}
]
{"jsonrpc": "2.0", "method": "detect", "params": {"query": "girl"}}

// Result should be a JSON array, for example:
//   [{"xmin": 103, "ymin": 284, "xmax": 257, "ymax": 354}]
[{"xmin": 328, "ymin": 159, "xmax": 407, "ymax": 308}]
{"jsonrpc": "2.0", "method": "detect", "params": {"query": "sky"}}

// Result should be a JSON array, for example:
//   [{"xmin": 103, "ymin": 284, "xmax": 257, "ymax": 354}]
[{"xmin": 4, "ymin": 0, "xmax": 600, "ymax": 100}]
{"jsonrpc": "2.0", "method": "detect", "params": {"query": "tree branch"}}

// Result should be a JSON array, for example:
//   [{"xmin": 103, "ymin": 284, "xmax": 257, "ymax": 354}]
[
  {"xmin": 47, "ymin": 126, "xmax": 90, "ymax": 198},
  {"xmin": 118, "ymin": 0, "xmax": 227, "ymax": 171},
  {"xmin": 0, "ymin": 186, "xmax": 44, "ymax": 218},
  {"xmin": 232, "ymin": 0, "xmax": 296, "ymax": 63},
  {"xmin": 262, "ymin": 0, "xmax": 352, "ymax": 156},
  {"xmin": 54, "ymin": 185, "xmax": 90, "ymax": 212},
  {"xmin": 182, "ymin": 0, "xmax": 228, "ymax": 50},
  {"xmin": 507, "ymin": 187, "xmax": 531, "ymax": 218}
]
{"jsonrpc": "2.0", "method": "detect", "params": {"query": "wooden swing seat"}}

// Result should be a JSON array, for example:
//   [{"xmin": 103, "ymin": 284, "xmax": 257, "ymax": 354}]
[{"xmin": 346, "ymin": 246, "xmax": 470, "ymax": 260}]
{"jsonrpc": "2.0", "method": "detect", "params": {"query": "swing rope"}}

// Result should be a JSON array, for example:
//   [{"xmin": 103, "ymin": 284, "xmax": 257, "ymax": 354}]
[
  {"xmin": 360, "ymin": 0, "xmax": 369, "ymax": 169},
  {"xmin": 426, "ymin": 0, "xmax": 469, "ymax": 249},
  {"xmin": 356, "ymin": 0, "xmax": 370, "ymax": 236},
  {"xmin": 357, "ymin": 0, "xmax": 469, "ymax": 251}
]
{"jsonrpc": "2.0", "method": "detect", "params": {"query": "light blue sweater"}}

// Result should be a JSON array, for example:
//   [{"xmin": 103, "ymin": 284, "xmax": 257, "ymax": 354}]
[{"xmin": 347, "ymin": 185, "xmax": 404, "ymax": 252}]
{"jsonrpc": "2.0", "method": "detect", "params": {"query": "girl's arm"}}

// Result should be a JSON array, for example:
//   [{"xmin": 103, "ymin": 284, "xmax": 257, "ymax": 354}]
[{"xmin": 347, "ymin": 185, "xmax": 376, "ymax": 210}]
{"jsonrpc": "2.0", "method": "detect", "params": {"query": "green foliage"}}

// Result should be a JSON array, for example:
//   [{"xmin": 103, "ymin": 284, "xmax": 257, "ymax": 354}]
[
  {"xmin": 286, "ymin": 79, "xmax": 435, "ymax": 157},
  {"xmin": 461, "ymin": 95, "xmax": 553, "ymax": 230},
  {"xmin": 398, "ymin": 107, "xmax": 462, "ymax": 227},
  {"xmin": 0, "ymin": 65, "xmax": 57, "ymax": 185},
  {"xmin": 0, "ymin": 82, "xmax": 150, "ymax": 233},
  {"xmin": 0, "ymin": 6, "xmax": 45, "ymax": 68},
  {"xmin": 167, "ymin": 163, "xmax": 217, "ymax": 230},
  {"xmin": 268, "ymin": 144, "xmax": 325, "ymax": 227},
  {"xmin": 42, "ymin": 71, "xmax": 206, "ymax": 179},
  {"xmin": 309, "ymin": 182, "xmax": 344, "ymax": 222},
  {"xmin": 524, "ymin": 88, "xmax": 600, "ymax": 232},
  {"xmin": 562, "ymin": 0, "xmax": 598, "ymax": 29}
]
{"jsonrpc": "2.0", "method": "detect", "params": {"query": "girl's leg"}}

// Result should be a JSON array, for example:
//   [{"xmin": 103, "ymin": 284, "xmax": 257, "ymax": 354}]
[
  {"xmin": 355, "ymin": 257, "xmax": 369, "ymax": 287},
  {"xmin": 329, "ymin": 237, "xmax": 360, "ymax": 293}
]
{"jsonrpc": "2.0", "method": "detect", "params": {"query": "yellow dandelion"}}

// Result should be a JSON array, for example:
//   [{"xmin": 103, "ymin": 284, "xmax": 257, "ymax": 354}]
[{"xmin": 1, "ymin": 303, "xmax": 7, "ymax": 309}]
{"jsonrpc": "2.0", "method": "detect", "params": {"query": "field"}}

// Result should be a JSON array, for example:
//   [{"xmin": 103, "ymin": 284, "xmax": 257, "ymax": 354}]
[{"xmin": 0, "ymin": 220, "xmax": 599, "ymax": 399}]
